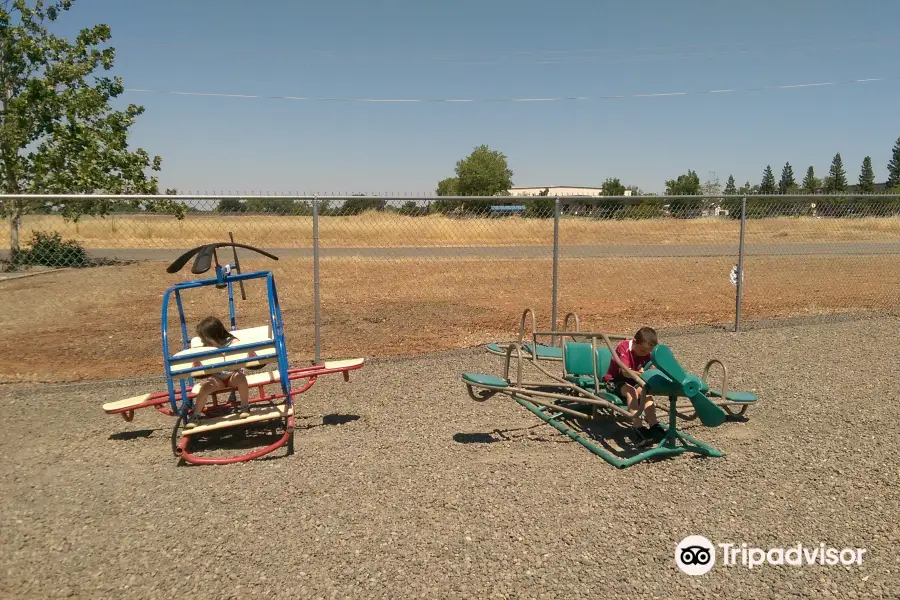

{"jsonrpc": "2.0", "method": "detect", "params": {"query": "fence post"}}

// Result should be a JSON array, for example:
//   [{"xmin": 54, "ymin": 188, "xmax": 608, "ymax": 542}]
[
  {"xmin": 734, "ymin": 196, "xmax": 747, "ymax": 332},
  {"xmin": 551, "ymin": 196, "xmax": 561, "ymax": 345},
  {"xmin": 312, "ymin": 194, "xmax": 322, "ymax": 364}
]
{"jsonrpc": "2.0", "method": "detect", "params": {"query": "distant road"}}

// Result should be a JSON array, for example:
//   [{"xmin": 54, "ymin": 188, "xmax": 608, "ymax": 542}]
[{"xmin": 3, "ymin": 242, "xmax": 898, "ymax": 262}]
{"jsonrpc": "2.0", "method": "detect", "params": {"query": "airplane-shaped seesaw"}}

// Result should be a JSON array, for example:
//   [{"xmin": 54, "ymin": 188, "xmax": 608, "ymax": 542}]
[
  {"xmin": 463, "ymin": 326, "xmax": 759, "ymax": 468},
  {"xmin": 101, "ymin": 239, "xmax": 364, "ymax": 465}
]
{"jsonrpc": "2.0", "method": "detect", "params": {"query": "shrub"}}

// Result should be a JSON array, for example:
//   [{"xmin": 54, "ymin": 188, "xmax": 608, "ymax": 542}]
[{"xmin": 11, "ymin": 230, "xmax": 93, "ymax": 269}]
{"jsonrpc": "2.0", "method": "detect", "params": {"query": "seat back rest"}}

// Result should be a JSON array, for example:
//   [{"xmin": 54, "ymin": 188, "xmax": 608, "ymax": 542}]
[
  {"xmin": 595, "ymin": 346, "xmax": 613, "ymax": 380},
  {"xmin": 564, "ymin": 341, "xmax": 595, "ymax": 377}
]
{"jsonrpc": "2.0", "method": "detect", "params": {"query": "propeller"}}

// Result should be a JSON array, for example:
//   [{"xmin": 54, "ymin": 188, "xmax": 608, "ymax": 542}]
[
  {"xmin": 166, "ymin": 243, "xmax": 280, "ymax": 275},
  {"xmin": 650, "ymin": 344, "xmax": 726, "ymax": 428}
]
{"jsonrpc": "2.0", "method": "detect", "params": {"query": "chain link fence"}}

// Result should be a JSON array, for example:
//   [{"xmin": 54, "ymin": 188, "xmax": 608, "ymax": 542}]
[{"xmin": 2, "ymin": 192, "xmax": 899, "ymax": 382}]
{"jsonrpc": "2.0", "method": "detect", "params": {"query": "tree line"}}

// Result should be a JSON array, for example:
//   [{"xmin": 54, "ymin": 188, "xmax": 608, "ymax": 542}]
[
  {"xmin": 434, "ymin": 142, "xmax": 900, "ymax": 199},
  {"xmin": 426, "ymin": 141, "xmax": 900, "ymax": 218}
]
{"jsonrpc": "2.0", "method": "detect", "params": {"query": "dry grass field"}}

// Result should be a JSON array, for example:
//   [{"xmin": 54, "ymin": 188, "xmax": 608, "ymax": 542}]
[
  {"xmin": 3, "ymin": 212, "xmax": 900, "ymax": 249},
  {"xmin": 1, "ymin": 253, "xmax": 898, "ymax": 383}
]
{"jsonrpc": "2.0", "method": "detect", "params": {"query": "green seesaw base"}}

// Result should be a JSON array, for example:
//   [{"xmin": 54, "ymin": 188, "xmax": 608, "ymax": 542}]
[{"xmin": 513, "ymin": 393, "xmax": 724, "ymax": 469}]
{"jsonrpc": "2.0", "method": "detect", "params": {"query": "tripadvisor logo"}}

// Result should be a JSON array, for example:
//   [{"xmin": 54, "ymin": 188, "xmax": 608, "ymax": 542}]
[{"xmin": 675, "ymin": 536, "xmax": 867, "ymax": 574}]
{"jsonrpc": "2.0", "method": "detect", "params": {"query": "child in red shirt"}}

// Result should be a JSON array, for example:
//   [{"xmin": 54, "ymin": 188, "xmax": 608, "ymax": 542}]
[{"xmin": 602, "ymin": 326, "xmax": 664, "ymax": 446}]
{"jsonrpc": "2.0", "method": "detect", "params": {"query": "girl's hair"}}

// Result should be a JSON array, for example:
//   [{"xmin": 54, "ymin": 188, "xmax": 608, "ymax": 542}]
[{"xmin": 196, "ymin": 316, "xmax": 237, "ymax": 347}]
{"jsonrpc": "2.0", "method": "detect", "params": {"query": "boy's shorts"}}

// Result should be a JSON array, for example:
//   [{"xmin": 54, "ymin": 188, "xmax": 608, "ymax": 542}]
[{"xmin": 605, "ymin": 377, "xmax": 635, "ymax": 400}]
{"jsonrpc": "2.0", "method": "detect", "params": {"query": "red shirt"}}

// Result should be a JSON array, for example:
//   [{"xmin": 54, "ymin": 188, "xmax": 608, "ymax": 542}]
[{"xmin": 603, "ymin": 339, "xmax": 651, "ymax": 382}]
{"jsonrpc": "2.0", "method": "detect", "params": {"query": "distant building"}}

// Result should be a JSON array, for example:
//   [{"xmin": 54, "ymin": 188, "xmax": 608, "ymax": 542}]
[{"xmin": 508, "ymin": 185, "xmax": 631, "ymax": 197}]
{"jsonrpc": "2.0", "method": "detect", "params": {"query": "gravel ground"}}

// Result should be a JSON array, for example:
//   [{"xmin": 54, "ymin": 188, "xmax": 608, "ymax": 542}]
[{"xmin": 1, "ymin": 314, "xmax": 898, "ymax": 599}]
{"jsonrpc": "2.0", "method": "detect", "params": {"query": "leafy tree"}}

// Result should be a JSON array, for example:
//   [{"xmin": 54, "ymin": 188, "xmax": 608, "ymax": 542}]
[
  {"xmin": 858, "ymin": 156, "xmax": 876, "ymax": 193},
  {"xmin": 664, "ymin": 169, "xmax": 701, "ymax": 195},
  {"xmin": 454, "ymin": 144, "xmax": 514, "ymax": 196},
  {"xmin": 802, "ymin": 166, "xmax": 820, "ymax": 193},
  {"xmin": 724, "ymin": 175, "xmax": 736, "ymax": 195},
  {"xmin": 887, "ymin": 136, "xmax": 900, "ymax": 190},
  {"xmin": 398, "ymin": 200, "xmax": 427, "ymax": 216},
  {"xmin": 665, "ymin": 169, "xmax": 702, "ymax": 218},
  {"xmin": 433, "ymin": 145, "xmax": 513, "ymax": 214},
  {"xmin": 435, "ymin": 177, "xmax": 458, "ymax": 196},
  {"xmin": 341, "ymin": 194, "xmax": 383, "ymax": 215},
  {"xmin": 0, "ymin": 0, "xmax": 182, "ymax": 255},
  {"xmin": 759, "ymin": 165, "xmax": 776, "ymax": 194},
  {"xmin": 779, "ymin": 162, "xmax": 796, "ymax": 194},
  {"xmin": 217, "ymin": 198, "xmax": 246, "ymax": 213},
  {"xmin": 601, "ymin": 177, "xmax": 626, "ymax": 196},
  {"xmin": 823, "ymin": 152, "xmax": 847, "ymax": 193}
]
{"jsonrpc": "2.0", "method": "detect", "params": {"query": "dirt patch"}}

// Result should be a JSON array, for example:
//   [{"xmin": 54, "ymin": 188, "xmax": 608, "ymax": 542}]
[{"xmin": 1, "ymin": 254, "xmax": 897, "ymax": 383}]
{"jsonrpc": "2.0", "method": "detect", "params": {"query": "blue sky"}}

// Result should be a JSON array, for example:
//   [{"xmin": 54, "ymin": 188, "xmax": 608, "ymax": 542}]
[{"xmin": 48, "ymin": 0, "xmax": 900, "ymax": 195}]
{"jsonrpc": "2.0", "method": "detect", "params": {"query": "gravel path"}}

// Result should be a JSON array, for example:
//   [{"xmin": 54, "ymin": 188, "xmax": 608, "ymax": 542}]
[{"xmin": 2, "ymin": 314, "xmax": 898, "ymax": 599}]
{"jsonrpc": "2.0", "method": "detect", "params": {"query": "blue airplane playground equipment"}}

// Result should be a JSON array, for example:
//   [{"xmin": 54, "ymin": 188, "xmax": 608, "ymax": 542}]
[
  {"xmin": 463, "ymin": 326, "xmax": 759, "ymax": 468},
  {"xmin": 102, "ymin": 239, "xmax": 364, "ymax": 465}
]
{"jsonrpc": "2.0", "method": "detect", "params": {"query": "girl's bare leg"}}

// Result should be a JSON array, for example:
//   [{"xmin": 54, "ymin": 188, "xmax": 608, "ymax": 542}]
[
  {"xmin": 187, "ymin": 379, "xmax": 223, "ymax": 428},
  {"xmin": 232, "ymin": 373, "xmax": 251, "ymax": 418}
]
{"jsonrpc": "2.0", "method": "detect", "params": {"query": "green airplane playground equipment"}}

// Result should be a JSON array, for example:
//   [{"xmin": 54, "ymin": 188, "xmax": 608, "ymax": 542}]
[
  {"xmin": 462, "ymin": 330, "xmax": 759, "ymax": 468},
  {"xmin": 485, "ymin": 307, "xmax": 582, "ymax": 362}
]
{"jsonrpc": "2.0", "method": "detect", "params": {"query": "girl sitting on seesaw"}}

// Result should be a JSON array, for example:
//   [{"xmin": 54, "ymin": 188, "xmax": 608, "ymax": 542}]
[{"xmin": 186, "ymin": 316, "xmax": 251, "ymax": 429}]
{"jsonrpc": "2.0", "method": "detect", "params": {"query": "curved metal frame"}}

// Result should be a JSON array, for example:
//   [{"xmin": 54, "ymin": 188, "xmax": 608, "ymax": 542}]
[{"xmin": 160, "ymin": 268, "xmax": 295, "ymax": 464}]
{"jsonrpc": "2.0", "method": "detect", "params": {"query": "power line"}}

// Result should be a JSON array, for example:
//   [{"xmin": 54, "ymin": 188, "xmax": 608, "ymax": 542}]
[
  {"xmin": 113, "ymin": 34, "xmax": 900, "ymax": 67},
  {"xmin": 123, "ymin": 75, "xmax": 900, "ymax": 104}
]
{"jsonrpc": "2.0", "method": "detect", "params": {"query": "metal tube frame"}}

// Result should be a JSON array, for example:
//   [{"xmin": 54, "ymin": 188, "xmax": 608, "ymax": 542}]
[
  {"xmin": 312, "ymin": 194, "xmax": 322, "ymax": 364},
  {"xmin": 551, "ymin": 196, "xmax": 560, "ymax": 346},
  {"xmin": 735, "ymin": 196, "xmax": 747, "ymax": 332}
]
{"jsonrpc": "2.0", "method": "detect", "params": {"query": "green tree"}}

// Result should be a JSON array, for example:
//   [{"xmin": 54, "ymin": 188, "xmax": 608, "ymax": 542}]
[
  {"xmin": 455, "ymin": 144, "xmax": 514, "ymax": 196},
  {"xmin": 823, "ymin": 152, "xmax": 847, "ymax": 193},
  {"xmin": 217, "ymin": 198, "xmax": 246, "ymax": 213},
  {"xmin": 665, "ymin": 169, "xmax": 701, "ymax": 195},
  {"xmin": 0, "ymin": 0, "xmax": 182, "ymax": 255},
  {"xmin": 665, "ymin": 169, "xmax": 702, "ymax": 218},
  {"xmin": 724, "ymin": 175, "xmax": 736, "ymax": 195},
  {"xmin": 886, "ymin": 136, "xmax": 900, "ymax": 190},
  {"xmin": 858, "ymin": 156, "xmax": 876, "ymax": 193},
  {"xmin": 759, "ymin": 165, "xmax": 776, "ymax": 194},
  {"xmin": 802, "ymin": 166, "xmax": 820, "ymax": 193},
  {"xmin": 435, "ymin": 177, "xmax": 458, "ymax": 196},
  {"xmin": 601, "ymin": 177, "xmax": 626, "ymax": 196},
  {"xmin": 778, "ymin": 162, "xmax": 796, "ymax": 194},
  {"xmin": 433, "ymin": 145, "xmax": 513, "ymax": 214}
]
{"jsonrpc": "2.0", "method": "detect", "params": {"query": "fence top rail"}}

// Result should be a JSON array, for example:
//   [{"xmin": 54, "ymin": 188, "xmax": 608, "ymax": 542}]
[{"xmin": 2, "ymin": 193, "xmax": 900, "ymax": 206}]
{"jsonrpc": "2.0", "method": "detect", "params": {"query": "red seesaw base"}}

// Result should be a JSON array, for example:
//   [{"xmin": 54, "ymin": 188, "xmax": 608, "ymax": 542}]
[
  {"xmin": 174, "ymin": 415, "xmax": 296, "ymax": 465},
  {"xmin": 104, "ymin": 359, "xmax": 363, "ymax": 465},
  {"xmin": 105, "ymin": 360, "xmax": 363, "ymax": 421}
]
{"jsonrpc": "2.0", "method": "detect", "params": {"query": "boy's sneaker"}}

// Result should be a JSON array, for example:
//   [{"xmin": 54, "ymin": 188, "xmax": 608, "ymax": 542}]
[
  {"xmin": 232, "ymin": 404, "xmax": 251, "ymax": 419},
  {"xmin": 646, "ymin": 423, "xmax": 666, "ymax": 443},
  {"xmin": 635, "ymin": 424, "xmax": 665, "ymax": 447},
  {"xmin": 633, "ymin": 426, "xmax": 653, "ymax": 446},
  {"xmin": 185, "ymin": 414, "xmax": 202, "ymax": 429}
]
